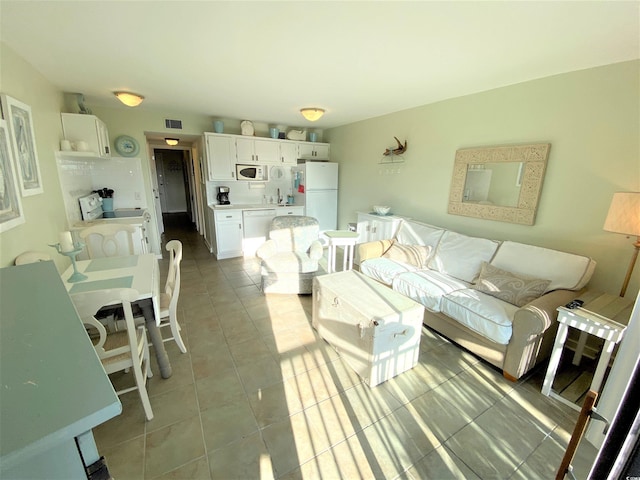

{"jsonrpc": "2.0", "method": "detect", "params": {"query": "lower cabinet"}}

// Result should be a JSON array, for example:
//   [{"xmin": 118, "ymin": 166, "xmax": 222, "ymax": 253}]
[
  {"xmin": 277, "ymin": 206, "xmax": 304, "ymax": 216},
  {"xmin": 209, "ymin": 206, "xmax": 304, "ymax": 259},
  {"xmin": 356, "ymin": 212, "xmax": 403, "ymax": 244},
  {"xmin": 213, "ymin": 209, "xmax": 244, "ymax": 259}
]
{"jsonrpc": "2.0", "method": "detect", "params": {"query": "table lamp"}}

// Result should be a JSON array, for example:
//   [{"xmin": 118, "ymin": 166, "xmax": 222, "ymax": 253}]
[{"xmin": 603, "ymin": 192, "xmax": 640, "ymax": 297}]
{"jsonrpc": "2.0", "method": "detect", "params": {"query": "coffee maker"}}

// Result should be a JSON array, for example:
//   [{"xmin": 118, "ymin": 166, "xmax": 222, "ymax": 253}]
[{"xmin": 216, "ymin": 186, "xmax": 230, "ymax": 205}]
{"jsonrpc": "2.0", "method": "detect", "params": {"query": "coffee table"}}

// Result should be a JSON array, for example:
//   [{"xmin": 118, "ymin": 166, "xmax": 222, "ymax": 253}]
[{"xmin": 312, "ymin": 270, "xmax": 424, "ymax": 387}]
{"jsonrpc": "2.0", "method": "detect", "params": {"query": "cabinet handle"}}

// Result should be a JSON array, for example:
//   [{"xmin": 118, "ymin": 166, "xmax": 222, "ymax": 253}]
[
  {"xmin": 226, "ymin": 215, "xmax": 232, "ymax": 218},
  {"xmin": 238, "ymin": 224, "xmax": 242, "ymax": 229}
]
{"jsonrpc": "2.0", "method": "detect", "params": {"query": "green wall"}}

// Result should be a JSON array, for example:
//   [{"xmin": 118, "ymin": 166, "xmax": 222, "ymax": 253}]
[
  {"xmin": 0, "ymin": 43, "xmax": 68, "ymax": 270},
  {"xmin": 2, "ymin": 39, "xmax": 638, "ymax": 299},
  {"xmin": 326, "ymin": 60, "xmax": 640, "ymax": 298}
]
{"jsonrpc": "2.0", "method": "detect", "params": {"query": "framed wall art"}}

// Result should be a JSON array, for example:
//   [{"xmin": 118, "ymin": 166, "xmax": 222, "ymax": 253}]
[
  {"xmin": 0, "ymin": 118, "xmax": 26, "ymax": 232},
  {"xmin": 1, "ymin": 94, "xmax": 43, "ymax": 196}
]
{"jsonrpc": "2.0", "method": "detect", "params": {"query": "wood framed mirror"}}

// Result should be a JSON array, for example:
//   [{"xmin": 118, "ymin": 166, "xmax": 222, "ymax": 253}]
[{"xmin": 448, "ymin": 143, "xmax": 550, "ymax": 225}]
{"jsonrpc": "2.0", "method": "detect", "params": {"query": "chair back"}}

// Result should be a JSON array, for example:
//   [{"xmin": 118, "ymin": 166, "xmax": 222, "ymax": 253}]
[
  {"xmin": 15, "ymin": 251, "xmax": 51, "ymax": 265},
  {"xmin": 79, "ymin": 223, "xmax": 137, "ymax": 258},
  {"xmin": 269, "ymin": 216, "xmax": 320, "ymax": 253},
  {"xmin": 164, "ymin": 240, "xmax": 182, "ymax": 315},
  {"xmin": 71, "ymin": 288, "xmax": 140, "ymax": 361},
  {"xmin": 71, "ymin": 286, "xmax": 154, "ymax": 420}
]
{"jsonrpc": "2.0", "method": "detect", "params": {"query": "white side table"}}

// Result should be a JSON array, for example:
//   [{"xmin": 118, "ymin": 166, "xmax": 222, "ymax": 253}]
[
  {"xmin": 323, "ymin": 230, "xmax": 359, "ymax": 273},
  {"xmin": 541, "ymin": 293, "xmax": 631, "ymax": 407}
]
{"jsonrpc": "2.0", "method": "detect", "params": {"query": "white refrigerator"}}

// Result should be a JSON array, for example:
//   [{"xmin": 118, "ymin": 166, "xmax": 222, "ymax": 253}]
[{"xmin": 292, "ymin": 162, "xmax": 338, "ymax": 232}]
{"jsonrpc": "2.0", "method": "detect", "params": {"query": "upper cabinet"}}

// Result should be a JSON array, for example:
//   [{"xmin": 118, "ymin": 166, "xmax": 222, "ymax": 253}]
[
  {"xmin": 204, "ymin": 132, "xmax": 330, "ymax": 175},
  {"xmin": 236, "ymin": 137, "xmax": 280, "ymax": 163},
  {"xmin": 204, "ymin": 133, "xmax": 236, "ymax": 181},
  {"xmin": 279, "ymin": 141, "xmax": 299, "ymax": 165},
  {"xmin": 60, "ymin": 113, "xmax": 110, "ymax": 158},
  {"xmin": 298, "ymin": 142, "xmax": 330, "ymax": 160}
]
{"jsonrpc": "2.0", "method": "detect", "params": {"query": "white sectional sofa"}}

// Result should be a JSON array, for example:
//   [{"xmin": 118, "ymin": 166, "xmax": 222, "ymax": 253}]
[{"xmin": 358, "ymin": 219, "xmax": 596, "ymax": 380}]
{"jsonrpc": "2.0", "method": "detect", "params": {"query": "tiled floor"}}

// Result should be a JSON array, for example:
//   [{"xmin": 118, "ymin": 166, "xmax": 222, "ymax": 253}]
[{"xmin": 93, "ymin": 214, "xmax": 597, "ymax": 479}]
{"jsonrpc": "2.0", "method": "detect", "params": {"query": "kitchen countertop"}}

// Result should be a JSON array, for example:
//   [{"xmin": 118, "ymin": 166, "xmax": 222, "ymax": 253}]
[
  {"xmin": 72, "ymin": 209, "xmax": 148, "ymax": 228},
  {"xmin": 208, "ymin": 203, "xmax": 301, "ymax": 211}
]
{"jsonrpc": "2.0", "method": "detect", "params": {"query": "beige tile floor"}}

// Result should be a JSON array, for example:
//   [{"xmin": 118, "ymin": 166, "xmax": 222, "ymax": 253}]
[{"xmin": 93, "ymin": 214, "xmax": 597, "ymax": 479}]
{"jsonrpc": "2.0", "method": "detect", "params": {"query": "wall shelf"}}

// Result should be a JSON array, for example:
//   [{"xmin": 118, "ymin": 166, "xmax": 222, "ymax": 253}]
[{"xmin": 379, "ymin": 154, "xmax": 405, "ymax": 164}]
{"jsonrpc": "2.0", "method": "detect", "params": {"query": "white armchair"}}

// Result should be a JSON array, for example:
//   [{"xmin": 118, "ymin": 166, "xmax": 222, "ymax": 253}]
[{"xmin": 256, "ymin": 216, "xmax": 324, "ymax": 294}]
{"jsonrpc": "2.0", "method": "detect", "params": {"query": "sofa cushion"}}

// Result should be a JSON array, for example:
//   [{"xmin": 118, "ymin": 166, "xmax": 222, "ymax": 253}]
[
  {"xmin": 472, "ymin": 261, "xmax": 551, "ymax": 307},
  {"xmin": 382, "ymin": 242, "xmax": 432, "ymax": 268},
  {"xmin": 395, "ymin": 220, "xmax": 445, "ymax": 255},
  {"xmin": 261, "ymin": 252, "xmax": 318, "ymax": 274},
  {"xmin": 490, "ymin": 241, "xmax": 596, "ymax": 291},
  {"xmin": 428, "ymin": 231, "xmax": 500, "ymax": 283},
  {"xmin": 441, "ymin": 289, "xmax": 519, "ymax": 345},
  {"xmin": 360, "ymin": 257, "xmax": 418, "ymax": 285},
  {"xmin": 392, "ymin": 270, "xmax": 469, "ymax": 312}
]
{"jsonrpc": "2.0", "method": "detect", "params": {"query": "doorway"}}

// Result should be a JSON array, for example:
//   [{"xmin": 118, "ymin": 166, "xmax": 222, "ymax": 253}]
[{"xmin": 155, "ymin": 149, "xmax": 191, "ymax": 215}]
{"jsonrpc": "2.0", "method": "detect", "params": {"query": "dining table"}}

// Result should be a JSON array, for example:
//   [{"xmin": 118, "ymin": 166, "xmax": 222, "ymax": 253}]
[{"xmin": 61, "ymin": 253, "xmax": 172, "ymax": 378}]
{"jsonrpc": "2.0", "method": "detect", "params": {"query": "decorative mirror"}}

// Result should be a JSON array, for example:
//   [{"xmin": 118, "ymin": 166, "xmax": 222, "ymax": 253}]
[{"xmin": 448, "ymin": 143, "xmax": 550, "ymax": 225}]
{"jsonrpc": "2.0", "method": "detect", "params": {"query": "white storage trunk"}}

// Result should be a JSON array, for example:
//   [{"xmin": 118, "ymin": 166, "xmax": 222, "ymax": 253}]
[{"xmin": 312, "ymin": 270, "xmax": 424, "ymax": 387}]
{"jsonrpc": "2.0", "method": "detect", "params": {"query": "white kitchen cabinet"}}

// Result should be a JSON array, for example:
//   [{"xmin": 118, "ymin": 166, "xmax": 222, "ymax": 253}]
[
  {"xmin": 61, "ymin": 113, "xmax": 110, "ymax": 158},
  {"xmin": 298, "ymin": 142, "xmax": 330, "ymax": 160},
  {"xmin": 356, "ymin": 212, "xmax": 403, "ymax": 244},
  {"xmin": 279, "ymin": 141, "xmax": 299, "ymax": 165},
  {"xmin": 278, "ymin": 206, "xmax": 304, "ymax": 216},
  {"xmin": 213, "ymin": 209, "xmax": 244, "ymax": 259},
  {"xmin": 236, "ymin": 137, "xmax": 280, "ymax": 163},
  {"xmin": 204, "ymin": 133, "xmax": 236, "ymax": 181}
]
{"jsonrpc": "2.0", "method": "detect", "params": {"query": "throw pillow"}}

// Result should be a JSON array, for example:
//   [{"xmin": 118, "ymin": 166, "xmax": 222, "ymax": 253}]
[
  {"xmin": 472, "ymin": 262, "xmax": 551, "ymax": 307},
  {"xmin": 382, "ymin": 242, "xmax": 431, "ymax": 268}
]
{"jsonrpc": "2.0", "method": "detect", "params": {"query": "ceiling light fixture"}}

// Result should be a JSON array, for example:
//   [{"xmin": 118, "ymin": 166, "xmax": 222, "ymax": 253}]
[
  {"xmin": 113, "ymin": 91, "xmax": 145, "ymax": 107},
  {"xmin": 165, "ymin": 138, "xmax": 179, "ymax": 146},
  {"xmin": 300, "ymin": 108, "xmax": 325, "ymax": 122}
]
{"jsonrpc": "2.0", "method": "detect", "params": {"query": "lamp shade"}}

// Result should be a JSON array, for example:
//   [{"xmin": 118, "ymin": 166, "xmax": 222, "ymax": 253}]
[
  {"xmin": 300, "ymin": 108, "xmax": 325, "ymax": 122},
  {"xmin": 603, "ymin": 192, "xmax": 640, "ymax": 236},
  {"xmin": 165, "ymin": 138, "xmax": 179, "ymax": 146},
  {"xmin": 114, "ymin": 91, "xmax": 144, "ymax": 107}
]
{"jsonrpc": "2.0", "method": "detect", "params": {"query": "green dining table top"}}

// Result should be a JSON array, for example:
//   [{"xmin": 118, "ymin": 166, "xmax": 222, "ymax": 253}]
[{"xmin": 0, "ymin": 261, "xmax": 121, "ymax": 471}]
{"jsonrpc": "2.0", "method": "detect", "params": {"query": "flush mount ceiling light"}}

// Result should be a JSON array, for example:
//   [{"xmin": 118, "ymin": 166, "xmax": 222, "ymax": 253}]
[
  {"xmin": 113, "ymin": 91, "xmax": 144, "ymax": 107},
  {"xmin": 300, "ymin": 108, "xmax": 325, "ymax": 122},
  {"xmin": 165, "ymin": 138, "xmax": 179, "ymax": 146}
]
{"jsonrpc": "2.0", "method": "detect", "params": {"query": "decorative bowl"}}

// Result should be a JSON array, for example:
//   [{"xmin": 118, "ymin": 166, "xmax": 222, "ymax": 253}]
[{"xmin": 373, "ymin": 205, "xmax": 391, "ymax": 215}]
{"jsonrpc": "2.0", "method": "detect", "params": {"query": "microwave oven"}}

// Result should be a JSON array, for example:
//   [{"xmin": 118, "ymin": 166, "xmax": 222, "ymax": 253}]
[{"xmin": 236, "ymin": 164, "xmax": 267, "ymax": 181}]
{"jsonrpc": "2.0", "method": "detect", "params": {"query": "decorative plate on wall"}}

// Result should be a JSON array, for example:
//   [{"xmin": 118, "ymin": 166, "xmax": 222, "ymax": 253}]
[
  {"xmin": 270, "ymin": 166, "xmax": 284, "ymax": 179},
  {"xmin": 114, "ymin": 135, "xmax": 139, "ymax": 157}
]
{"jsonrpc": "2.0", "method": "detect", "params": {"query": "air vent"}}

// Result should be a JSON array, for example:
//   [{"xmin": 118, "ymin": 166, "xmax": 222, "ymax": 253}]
[{"xmin": 165, "ymin": 119, "xmax": 183, "ymax": 129}]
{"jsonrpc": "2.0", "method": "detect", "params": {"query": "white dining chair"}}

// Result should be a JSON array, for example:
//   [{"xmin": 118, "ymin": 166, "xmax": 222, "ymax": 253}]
[
  {"xmin": 79, "ymin": 223, "xmax": 137, "ymax": 258},
  {"xmin": 71, "ymin": 287, "xmax": 154, "ymax": 421},
  {"xmin": 136, "ymin": 240, "xmax": 186, "ymax": 353},
  {"xmin": 14, "ymin": 251, "xmax": 52, "ymax": 265}
]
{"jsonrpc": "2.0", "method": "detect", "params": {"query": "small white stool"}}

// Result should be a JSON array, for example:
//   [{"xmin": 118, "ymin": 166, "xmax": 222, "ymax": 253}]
[
  {"xmin": 323, "ymin": 230, "xmax": 359, "ymax": 273},
  {"xmin": 541, "ymin": 297, "xmax": 628, "ymax": 409}
]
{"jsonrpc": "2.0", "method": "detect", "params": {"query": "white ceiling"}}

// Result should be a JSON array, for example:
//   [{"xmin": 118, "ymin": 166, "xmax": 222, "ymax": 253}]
[{"xmin": 1, "ymin": 1, "xmax": 638, "ymax": 129}]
